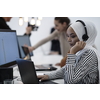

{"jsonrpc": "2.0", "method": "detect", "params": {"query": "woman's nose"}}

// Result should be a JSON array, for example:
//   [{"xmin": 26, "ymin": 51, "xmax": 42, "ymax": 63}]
[
  {"xmin": 54, "ymin": 26, "xmax": 57, "ymax": 30},
  {"xmin": 67, "ymin": 37, "xmax": 71, "ymax": 42}
]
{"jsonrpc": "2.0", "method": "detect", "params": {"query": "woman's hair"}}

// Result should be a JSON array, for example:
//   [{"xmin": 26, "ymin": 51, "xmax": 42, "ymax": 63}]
[{"xmin": 55, "ymin": 17, "xmax": 70, "ymax": 25}]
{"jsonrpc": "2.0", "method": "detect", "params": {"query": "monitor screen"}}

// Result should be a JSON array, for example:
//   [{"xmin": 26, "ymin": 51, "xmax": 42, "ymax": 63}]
[
  {"xmin": 17, "ymin": 35, "xmax": 33, "ymax": 58},
  {"xmin": 0, "ymin": 30, "xmax": 20, "ymax": 65}
]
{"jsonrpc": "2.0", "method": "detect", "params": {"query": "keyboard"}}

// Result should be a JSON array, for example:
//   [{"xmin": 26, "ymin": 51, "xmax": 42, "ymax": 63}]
[{"xmin": 35, "ymin": 64, "xmax": 57, "ymax": 71}]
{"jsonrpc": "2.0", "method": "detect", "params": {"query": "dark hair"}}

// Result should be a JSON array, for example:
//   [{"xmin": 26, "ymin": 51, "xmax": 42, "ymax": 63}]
[{"xmin": 55, "ymin": 17, "xmax": 70, "ymax": 25}]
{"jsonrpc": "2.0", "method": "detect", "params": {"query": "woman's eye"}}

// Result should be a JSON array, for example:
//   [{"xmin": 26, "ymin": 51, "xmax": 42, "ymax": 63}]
[
  {"xmin": 66, "ymin": 34, "xmax": 69, "ymax": 37},
  {"xmin": 71, "ymin": 35, "xmax": 76, "ymax": 38}
]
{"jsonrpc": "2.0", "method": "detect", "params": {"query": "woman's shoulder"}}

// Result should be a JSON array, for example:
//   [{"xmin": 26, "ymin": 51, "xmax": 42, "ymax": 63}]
[
  {"xmin": 51, "ymin": 30, "xmax": 61, "ymax": 37},
  {"xmin": 82, "ymin": 48, "xmax": 97, "ymax": 57},
  {"xmin": 76, "ymin": 48, "xmax": 98, "ymax": 64},
  {"xmin": 77, "ymin": 48, "xmax": 97, "ymax": 57},
  {"xmin": 85, "ymin": 48, "xmax": 96, "ymax": 53}
]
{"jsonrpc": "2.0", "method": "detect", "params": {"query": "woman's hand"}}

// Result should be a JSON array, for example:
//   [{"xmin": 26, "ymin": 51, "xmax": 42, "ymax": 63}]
[
  {"xmin": 70, "ymin": 41, "xmax": 86, "ymax": 54},
  {"xmin": 37, "ymin": 75, "xmax": 49, "ymax": 81},
  {"xmin": 24, "ymin": 45, "xmax": 35, "ymax": 52}
]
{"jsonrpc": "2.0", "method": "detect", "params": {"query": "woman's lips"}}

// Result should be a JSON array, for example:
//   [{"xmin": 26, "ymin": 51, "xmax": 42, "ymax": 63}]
[{"xmin": 69, "ymin": 43, "xmax": 73, "ymax": 46}]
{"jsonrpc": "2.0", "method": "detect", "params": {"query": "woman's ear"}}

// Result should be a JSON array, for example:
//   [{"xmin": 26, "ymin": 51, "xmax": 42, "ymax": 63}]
[{"xmin": 63, "ymin": 22, "xmax": 67, "ymax": 27}]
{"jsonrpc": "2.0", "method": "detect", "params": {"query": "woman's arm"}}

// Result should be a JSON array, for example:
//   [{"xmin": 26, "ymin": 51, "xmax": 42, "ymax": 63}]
[
  {"xmin": 33, "ymin": 30, "xmax": 58, "ymax": 49},
  {"xmin": 64, "ymin": 49, "xmax": 98, "ymax": 84},
  {"xmin": 25, "ymin": 30, "xmax": 59, "ymax": 52},
  {"xmin": 46, "ymin": 67, "xmax": 65, "ymax": 80}
]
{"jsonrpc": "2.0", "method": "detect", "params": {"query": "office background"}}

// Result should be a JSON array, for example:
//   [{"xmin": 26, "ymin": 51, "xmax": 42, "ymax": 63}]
[{"xmin": 7, "ymin": 17, "xmax": 100, "ymax": 56}]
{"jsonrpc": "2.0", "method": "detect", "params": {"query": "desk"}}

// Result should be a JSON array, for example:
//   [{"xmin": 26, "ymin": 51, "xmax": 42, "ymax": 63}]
[
  {"xmin": 14, "ymin": 55, "xmax": 64, "ymax": 84},
  {"xmin": 31, "ymin": 54, "xmax": 63, "ymax": 65}
]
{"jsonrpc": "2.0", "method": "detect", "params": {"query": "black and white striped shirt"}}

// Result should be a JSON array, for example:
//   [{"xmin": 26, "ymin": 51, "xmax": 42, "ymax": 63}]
[{"xmin": 46, "ymin": 49, "xmax": 99, "ymax": 84}]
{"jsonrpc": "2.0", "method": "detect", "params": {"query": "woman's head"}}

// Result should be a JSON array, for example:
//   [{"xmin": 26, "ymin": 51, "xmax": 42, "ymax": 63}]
[
  {"xmin": 54, "ymin": 17, "xmax": 70, "ymax": 32},
  {"xmin": 3, "ymin": 17, "xmax": 12, "ymax": 22},
  {"xmin": 66, "ymin": 20, "xmax": 97, "ymax": 47}
]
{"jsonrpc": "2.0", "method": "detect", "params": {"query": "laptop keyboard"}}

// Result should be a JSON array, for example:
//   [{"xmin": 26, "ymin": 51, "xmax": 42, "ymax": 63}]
[{"xmin": 35, "ymin": 64, "xmax": 57, "ymax": 71}]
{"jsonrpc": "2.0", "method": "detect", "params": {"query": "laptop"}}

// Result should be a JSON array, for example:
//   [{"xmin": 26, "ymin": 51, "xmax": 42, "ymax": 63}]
[
  {"xmin": 17, "ymin": 35, "xmax": 33, "ymax": 59},
  {"xmin": 16, "ymin": 59, "xmax": 57, "ymax": 84},
  {"xmin": 0, "ymin": 29, "xmax": 20, "ymax": 65}
]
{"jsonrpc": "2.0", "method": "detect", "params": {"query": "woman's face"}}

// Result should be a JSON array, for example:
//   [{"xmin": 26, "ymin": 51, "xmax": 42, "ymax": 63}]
[
  {"xmin": 54, "ymin": 20, "xmax": 67, "ymax": 32},
  {"xmin": 66, "ymin": 27, "xmax": 80, "ymax": 47}
]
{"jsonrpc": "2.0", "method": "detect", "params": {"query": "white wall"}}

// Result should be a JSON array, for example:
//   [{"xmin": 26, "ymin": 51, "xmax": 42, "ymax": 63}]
[{"xmin": 7, "ymin": 17, "xmax": 100, "ymax": 56}]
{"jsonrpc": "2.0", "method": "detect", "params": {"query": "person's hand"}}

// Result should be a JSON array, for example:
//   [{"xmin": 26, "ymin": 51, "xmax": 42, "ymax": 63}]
[
  {"xmin": 25, "ymin": 26, "xmax": 32, "ymax": 35},
  {"xmin": 70, "ymin": 41, "xmax": 86, "ymax": 54},
  {"xmin": 37, "ymin": 75, "xmax": 49, "ymax": 81},
  {"xmin": 24, "ymin": 45, "xmax": 35, "ymax": 52}
]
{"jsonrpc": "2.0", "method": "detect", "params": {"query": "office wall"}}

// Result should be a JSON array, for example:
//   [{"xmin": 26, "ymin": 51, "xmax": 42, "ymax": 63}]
[{"xmin": 7, "ymin": 17, "xmax": 100, "ymax": 56}]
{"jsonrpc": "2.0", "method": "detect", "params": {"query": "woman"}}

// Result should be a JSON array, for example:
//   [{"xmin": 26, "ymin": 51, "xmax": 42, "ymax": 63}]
[
  {"xmin": 25, "ymin": 17, "xmax": 71, "ymax": 58},
  {"xmin": 38, "ymin": 20, "xmax": 100, "ymax": 84}
]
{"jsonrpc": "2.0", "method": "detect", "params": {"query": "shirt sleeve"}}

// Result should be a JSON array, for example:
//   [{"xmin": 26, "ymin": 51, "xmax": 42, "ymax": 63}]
[
  {"xmin": 64, "ymin": 49, "xmax": 98, "ymax": 84},
  {"xmin": 46, "ymin": 67, "xmax": 65, "ymax": 80}
]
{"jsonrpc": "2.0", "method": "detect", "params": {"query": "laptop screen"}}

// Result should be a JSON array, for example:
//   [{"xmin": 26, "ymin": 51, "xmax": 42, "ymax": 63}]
[
  {"xmin": 16, "ymin": 59, "xmax": 39, "ymax": 84},
  {"xmin": 17, "ymin": 35, "xmax": 33, "ymax": 58},
  {"xmin": 0, "ymin": 30, "xmax": 20, "ymax": 65}
]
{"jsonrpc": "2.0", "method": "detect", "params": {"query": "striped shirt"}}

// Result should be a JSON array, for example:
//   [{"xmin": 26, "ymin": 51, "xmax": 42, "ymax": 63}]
[{"xmin": 46, "ymin": 49, "xmax": 99, "ymax": 84}]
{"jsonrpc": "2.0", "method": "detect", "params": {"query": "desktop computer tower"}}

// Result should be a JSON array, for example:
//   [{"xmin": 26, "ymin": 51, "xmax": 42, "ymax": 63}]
[{"xmin": 0, "ymin": 68, "xmax": 13, "ymax": 84}]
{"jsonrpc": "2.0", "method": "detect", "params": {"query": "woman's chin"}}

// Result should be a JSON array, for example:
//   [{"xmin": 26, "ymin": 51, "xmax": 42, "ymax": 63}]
[{"xmin": 70, "ymin": 44, "xmax": 73, "ymax": 47}]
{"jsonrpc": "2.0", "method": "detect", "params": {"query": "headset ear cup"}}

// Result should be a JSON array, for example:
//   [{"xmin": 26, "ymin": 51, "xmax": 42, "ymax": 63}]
[
  {"xmin": 82, "ymin": 34, "xmax": 89, "ymax": 41},
  {"xmin": 76, "ymin": 20, "xmax": 89, "ymax": 41}
]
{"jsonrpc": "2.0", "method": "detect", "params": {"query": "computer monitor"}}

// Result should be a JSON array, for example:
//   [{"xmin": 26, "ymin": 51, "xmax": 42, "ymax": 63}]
[
  {"xmin": 0, "ymin": 29, "xmax": 20, "ymax": 65},
  {"xmin": 17, "ymin": 35, "xmax": 33, "ymax": 58}
]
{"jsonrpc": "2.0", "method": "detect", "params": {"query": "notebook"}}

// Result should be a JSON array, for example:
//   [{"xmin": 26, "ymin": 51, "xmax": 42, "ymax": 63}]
[
  {"xmin": 17, "ymin": 35, "xmax": 33, "ymax": 58},
  {"xmin": 35, "ymin": 64, "xmax": 57, "ymax": 71},
  {"xmin": 16, "ymin": 59, "xmax": 57, "ymax": 84}
]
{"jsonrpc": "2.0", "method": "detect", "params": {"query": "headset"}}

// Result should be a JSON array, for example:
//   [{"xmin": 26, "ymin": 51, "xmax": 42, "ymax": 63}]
[{"xmin": 76, "ymin": 20, "xmax": 89, "ymax": 41}]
